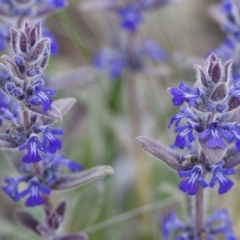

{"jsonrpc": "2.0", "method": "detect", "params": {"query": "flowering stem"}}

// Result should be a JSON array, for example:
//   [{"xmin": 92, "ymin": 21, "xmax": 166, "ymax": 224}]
[
  {"xmin": 127, "ymin": 70, "xmax": 150, "ymax": 207},
  {"xmin": 196, "ymin": 184, "xmax": 203, "ymax": 235},
  {"xmin": 195, "ymin": 151, "xmax": 206, "ymax": 238},
  {"xmin": 22, "ymin": 108, "xmax": 31, "ymax": 130},
  {"xmin": 43, "ymin": 195, "xmax": 53, "ymax": 209}
]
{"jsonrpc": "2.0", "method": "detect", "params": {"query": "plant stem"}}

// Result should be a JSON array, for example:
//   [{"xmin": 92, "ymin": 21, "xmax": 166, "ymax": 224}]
[
  {"xmin": 22, "ymin": 108, "xmax": 31, "ymax": 130},
  {"xmin": 127, "ymin": 71, "xmax": 149, "ymax": 206},
  {"xmin": 196, "ymin": 184, "xmax": 203, "ymax": 233},
  {"xmin": 21, "ymin": 105, "xmax": 54, "ymax": 210},
  {"xmin": 195, "ymin": 151, "xmax": 206, "ymax": 239}
]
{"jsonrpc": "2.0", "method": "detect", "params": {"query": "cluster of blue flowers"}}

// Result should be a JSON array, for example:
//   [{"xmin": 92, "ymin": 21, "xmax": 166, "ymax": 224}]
[
  {"xmin": 212, "ymin": 0, "xmax": 240, "ymax": 82},
  {"xmin": 0, "ymin": 0, "xmax": 67, "ymax": 54},
  {"xmin": 109, "ymin": 0, "xmax": 170, "ymax": 31},
  {"xmin": 168, "ymin": 53, "xmax": 239, "ymax": 196},
  {"xmin": 162, "ymin": 209, "xmax": 237, "ymax": 239},
  {"xmin": 3, "ymin": 153, "xmax": 82, "ymax": 207},
  {"xmin": 89, "ymin": 0, "xmax": 169, "ymax": 79},
  {"xmin": 0, "ymin": 21, "xmax": 83, "ymax": 207}
]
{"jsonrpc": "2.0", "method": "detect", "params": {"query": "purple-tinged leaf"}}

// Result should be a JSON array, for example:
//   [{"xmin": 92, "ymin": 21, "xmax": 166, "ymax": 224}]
[
  {"xmin": 29, "ymin": 22, "xmax": 41, "ymax": 46},
  {"xmin": 1, "ymin": 55, "xmax": 20, "ymax": 78},
  {"xmin": 135, "ymin": 136, "xmax": 182, "ymax": 171},
  {"xmin": 14, "ymin": 210, "xmax": 41, "ymax": 235},
  {"xmin": 40, "ymin": 48, "xmax": 50, "ymax": 69},
  {"xmin": 26, "ymin": 103, "xmax": 62, "ymax": 121},
  {"xmin": 211, "ymin": 62, "xmax": 221, "ymax": 83},
  {"xmin": 224, "ymin": 146, "xmax": 240, "ymax": 168},
  {"xmin": 222, "ymin": 60, "xmax": 232, "ymax": 83},
  {"xmin": 46, "ymin": 201, "xmax": 66, "ymax": 230},
  {"xmin": 195, "ymin": 65, "xmax": 208, "ymax": 87},
  {"xmin": 55, "ymin": 201, "xmax": 66, "ymax": 220},
  {"xmin": 56, "ymin": 232, "xmax": 88, "ymax": 240},
  {"xmin": 227, "ymin": 96, "xmax": 240, "ymax": 111},
  {"xmin": 51, "ymin": 166, "xmax": 114, "ymax": 190},
  {"xmin": 0, "ymin": 134, "xmax": 18, "ymax": 149},
  {"xmin": 10, "ymin": 28, "xmax": 18, "ymax": 54},
  {"xmin": 19, "ymin": 30, "xmax": 27, "ymax": 53},
  {"xmin": 30, "ymin": 26, "xmax": 38, "ymax": 47},
  {"xmin": 53, "ymin": 98, "xmax": 77, "ymax": 117},
  {"xmin": 36, "ymin": 224, "xmax": 51, "ymax": 237},
  {"xmin": 44, "ymin": 206, "xmax": 51, "ymax": 218},
  {"xmin": 199, "ymin": 139, "xmax": 226, "ymax": 164},
  {"xmin": 31, "ymin": 39, "xmax": 49, "ymax": 62},
  {"xmin": 24, "ymin": 22, "xmax": 31, "ymax": 37},
  {"xmin": 210, "ymin": 83, "xmax": 227, "ymax": 102}
]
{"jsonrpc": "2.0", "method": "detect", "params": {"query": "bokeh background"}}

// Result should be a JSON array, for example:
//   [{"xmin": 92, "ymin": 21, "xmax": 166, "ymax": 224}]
[{"xmin": 1, "ymin": 0, "xmax": 240, "ymax": 239}]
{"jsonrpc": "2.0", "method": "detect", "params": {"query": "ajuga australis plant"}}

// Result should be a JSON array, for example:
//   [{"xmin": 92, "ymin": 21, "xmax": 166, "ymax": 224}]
[
  {"xmin": 136, "ymin": 52, "xmax": 239, "ymax": 239},
  {"xmin": 0, "ymin": 19, "xmax": 114, "ymax": 240}
]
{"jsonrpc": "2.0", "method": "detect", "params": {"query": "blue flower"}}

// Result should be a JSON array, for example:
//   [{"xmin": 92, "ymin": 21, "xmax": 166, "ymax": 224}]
[
  {"xmin": 2, "ymin": 177, "xmax": 25, "ymax": 202},
  {"xmin": 41, "ymin": 126, "xmax": 63, "ymax": 153},
  {"xmin": 211, "ymin": 38, "xmax": 235, "ymax": 62},
  {"xmin": 28, "ymin": 79, "xmax": 56, "ymax": 112},
  {"xmin": 167, "ymin": 82, "xmax": 201, "ymax": 107},
  {"xmin": 206, "ymin": 209, "xmax": 237, "ymax": 240},
  {"xmin": 174, "ymin": 122, "xmax": 197, "ymax": 149},
  {"xmin": 143, "ymin": 39, "xmax": 168, "ymax": 61},
  {"xmin": 0, "ymin": 23, "xmax": 9, "ymax": 51},
  {"xmin": 43, "ymin": 29, "xmax": 59, "ymax": 55},
  {"xmin": 55, "ymin": 154, "xmax": 83, "ymax": 172},
  {"xmin": 0, "ymin": 94, "xmax": 19, "ymax": 124},
  {"xmin": 43, "ymin": 153, "xmax": 83, "ymax": 172},
  {"xmin": 178, "ymin": 165, "xmax": 208, "ymax": 195},
  {"xmin": 20, "ymin": 179, "xmax": 51, "ymax": 207},
  {"xmin": 117, "ymin": 6, "xmax": 142, "ymax": 31},
  {"xmin": 207, "ymin": 209, "xmax": 232, "ymax": 226},
  {"xmin": 229, "ymin": 84, "xmax": 240, "ymax": 101},
  {"xmin": 42, "ymin": 165, "xmax": 60, "ymax": 186},
  {"xmin": 198, "ymin": 122, "xmax": 233, "ymax": 149},
  {"xmin": 229, "ymin": 123, "xmax": 240, "ymax": 151},
  {"xmin": 222, "ymin": 0, "xmax": 233, "ymax": 14},
  {"xmin": 168, "ymin": 107, "xmax": 198, "ymax": 128},
  {"xmin": 44, "ymin": 0, "xmax": 67, "ymax": 8},
  {"xmin": 162, "ymin": 212, "xmax": 187, "ymax": 239},
  {"xmin": 92, "ymin": 49, "xmax": 126, "ymax": 79},
  {"xmin": 18, "ymin": 135, "xmax": 46, "ymax": 163},
  {"xmin": 209, "ymin": 161, "xmax": 235, "ymax": 194},
  {"xmin": 221, "ymin": 0, "xmax": 240, "ymax": 40}
]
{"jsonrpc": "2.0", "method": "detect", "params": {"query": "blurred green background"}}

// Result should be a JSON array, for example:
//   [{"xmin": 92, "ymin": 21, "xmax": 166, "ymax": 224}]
[{"xmin": 1, "ymin": 0, "xmax": 240, "ymax": 239}]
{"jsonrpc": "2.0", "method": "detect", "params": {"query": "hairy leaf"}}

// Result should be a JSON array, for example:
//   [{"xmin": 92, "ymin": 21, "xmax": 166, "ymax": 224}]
[
  {"xmin": 53, "ymin": 98, "xmax": 77, "ymax": 117},
  {"xmin": 19, "ymin": 30, "xmax": 27, "ymax": 53},
  {"xmin": 135, "ymin": 136, "xmax": 182, "ymax": 171},
  {"xmin": 31, "ymin": 39, "xmax": 49, "ymax": 62},
  {"xmin": 26, "ymin": 103, "xmax": 62, "ymax": 121},
  {"xmin": 224, "ymin": 146, "xmax": 240, "ymax": 168},
  {"xmin": 14, "ymin": 210, "xmax": 41, "ymax": 235},
  {"xmin": 51, "ymin": 166, "xmax": 114, "ymax": 190},
  {"xmin": 0, "ymin": 134, "xmax": 18, "ymax": 149},
  {"xmin": 199, "ymin": 139, "xmax": 226, "ymax": 164}
]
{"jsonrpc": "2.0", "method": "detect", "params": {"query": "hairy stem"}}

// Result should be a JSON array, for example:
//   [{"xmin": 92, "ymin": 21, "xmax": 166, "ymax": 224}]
[
  {"xmin": 196, "ymin": 185, "xmax": 203, "ymax": 235},
  {"xmin": 195, "ymin": 151, "xmax": 206, "ymax": 239},
  {"xmin": 21, "ymin": 104, "xmax": 54, "ymax": 209},
  {"xmin": 22, "ymin": 108, "xmax": 31, "ymax": 130}
]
